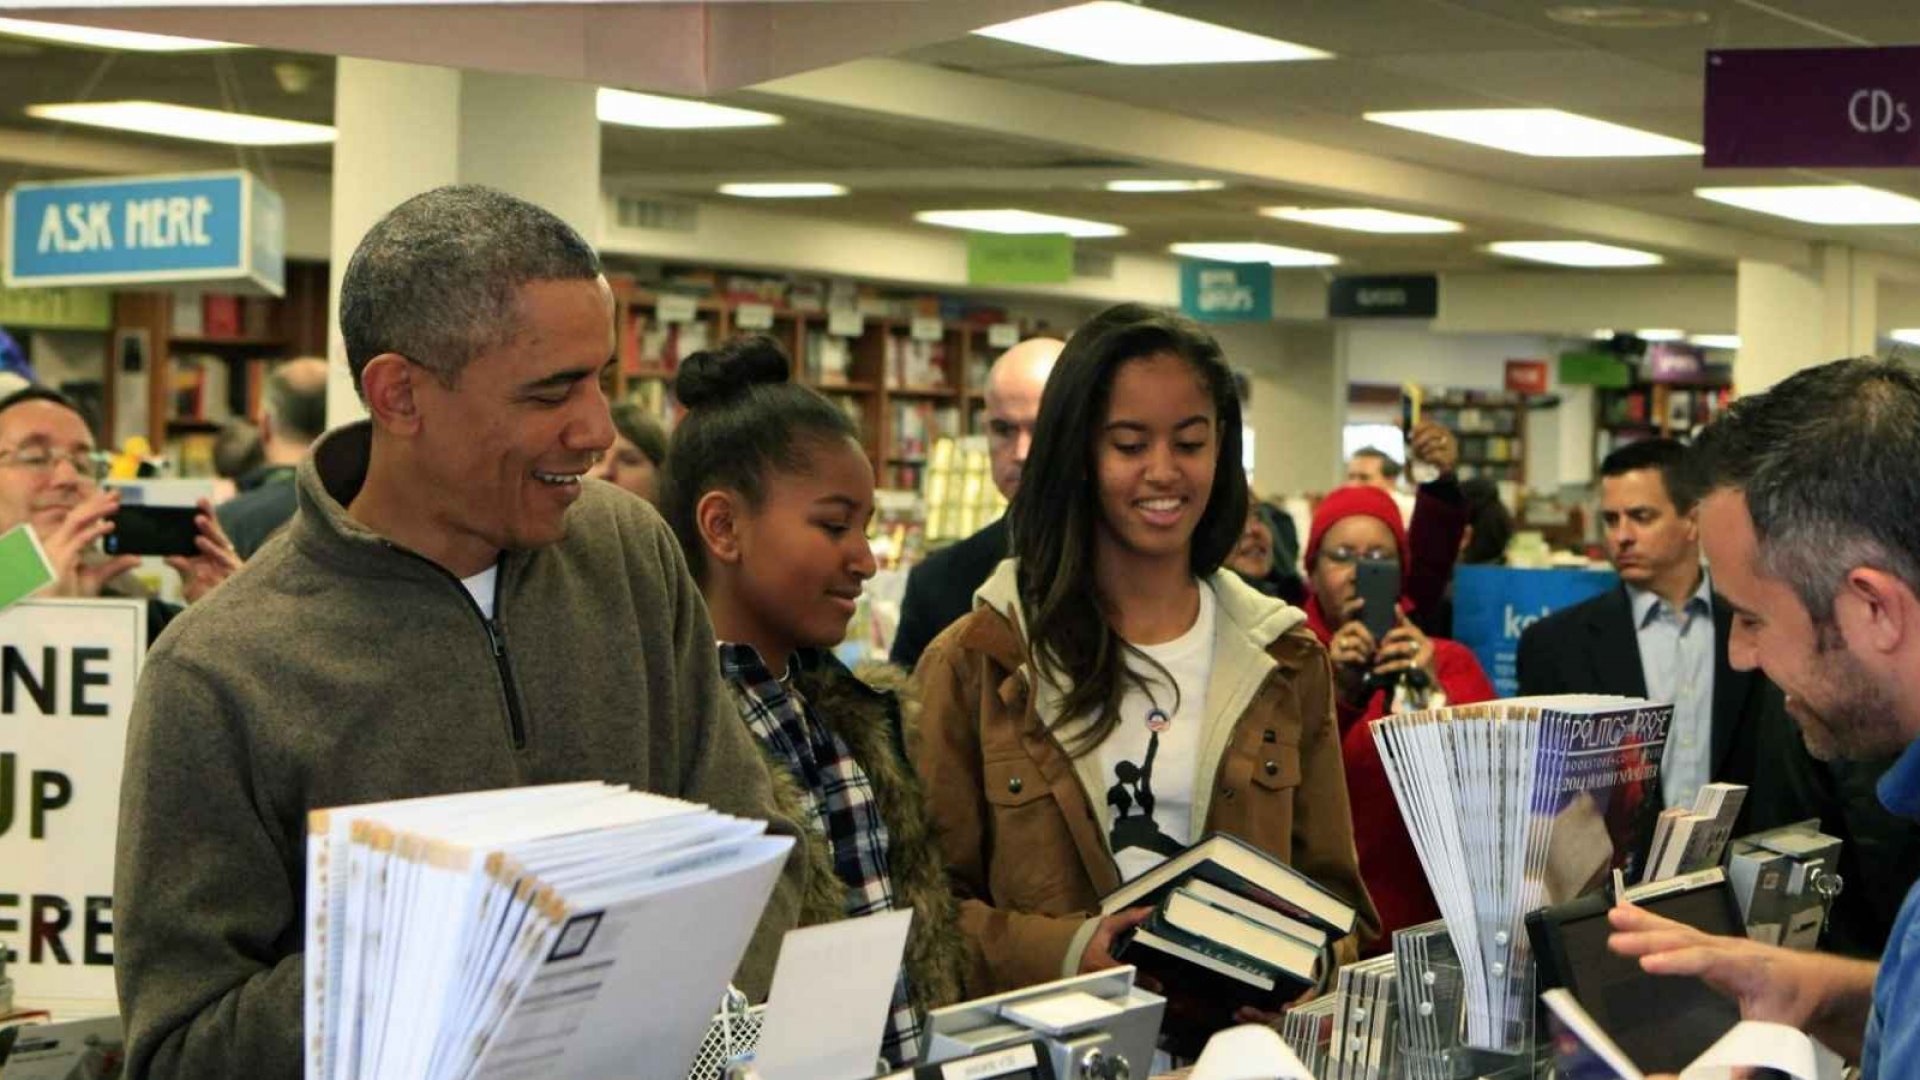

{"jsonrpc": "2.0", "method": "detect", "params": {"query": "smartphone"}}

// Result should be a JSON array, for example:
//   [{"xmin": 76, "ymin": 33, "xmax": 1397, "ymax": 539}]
[
  {"xmin": 104, "ymin": 505, "xmax": 202, "ymax": 557},
  {"xmin": 1355, "ymin": 557, "xmax": 1401, "ymax": 644}
]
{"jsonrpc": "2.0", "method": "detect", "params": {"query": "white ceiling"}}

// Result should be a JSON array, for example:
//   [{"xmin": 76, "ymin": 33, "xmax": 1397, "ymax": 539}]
[{"xmin": 3, "ymin": 0, "xmax": 1920, "ymax": 273}]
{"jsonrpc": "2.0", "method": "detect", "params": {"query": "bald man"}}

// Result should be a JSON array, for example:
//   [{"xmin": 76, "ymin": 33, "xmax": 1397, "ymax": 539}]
[
  {"xmin": 891, "ymin": 337, "xmax": 1061, "ymax": 670},
  {"xmin": 218, "ymin": 357, "xmax": 331, "ymax": 558}
]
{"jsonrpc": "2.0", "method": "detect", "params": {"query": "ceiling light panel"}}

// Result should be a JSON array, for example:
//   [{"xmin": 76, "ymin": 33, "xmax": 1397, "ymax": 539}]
[
  {"xmin": 974, "ymin": 2, "xmax": 1330, "ymax": 65},
  {"xmin": 1694, "ymin": 185, "xmax": 1920, "ymax": 225},
  {"xmin": 0, "ymin": 17, "xmax": 243, "ymax": 51},
  {"xmin": 1105, "ymin": 179, "xmax": 1227, "ymax": 193},
  {"xmin": 1688, "ymin": 334, "xmax": 1741, "ymax": 350},
  {"xmin": 1635, "ymin": 329, "xmax": 1686, "ymax": 342},
  {"xmin": 1261, "ymin": 206, "xmax": 1463, "ymax": 234},
  {"xmin": 1365, "ymin": 108, "xmax": 1700, "ymax": 157},
  {"xmin": 915, "ymin": 209, "xmax": 1125, "ymax": 238},
  {"xmin": 1170, "ymin": 242, "xmax": 1338, "ymax": 267},
  {"xmin": 25, "ymin": 101, "xmax": 335, "ymax": 146},
  {"xmin": 1487, "ymin": 241, "xmax": 1664, "ymax": 267},
  {"xmin": 596, "ymin": 88, "xmax": 782, "ymax": 130},
  {"xmin": 1889, "ymin": 329, "xmax": 1920, "ymax": 347},
  {"xmin": 717, "ymin": 183, "xmax": 847, "ymax": 199}
]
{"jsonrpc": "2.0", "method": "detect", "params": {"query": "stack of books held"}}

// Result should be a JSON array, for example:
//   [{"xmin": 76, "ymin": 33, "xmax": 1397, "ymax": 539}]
[
  {"xmin": 1371, "ymin": 695, "xmax": 1672, "ymax": 1050},
  {"xmin": 1106, "ymin": 834, "xmax": 1357, "ymax": 1034},
  {"xmin": 303, "ymin": 783, "xmax": 793, "ymax": 1080},
  {"xmin": 1644, "ymin": 782, "xmax": 1748, "ymax": 883}
]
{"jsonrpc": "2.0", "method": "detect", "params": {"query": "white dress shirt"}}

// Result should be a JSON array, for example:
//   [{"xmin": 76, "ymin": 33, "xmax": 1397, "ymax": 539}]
[{"xmin": 1627, "ymin": 570, "xmax": 1716, "ymax": 809}]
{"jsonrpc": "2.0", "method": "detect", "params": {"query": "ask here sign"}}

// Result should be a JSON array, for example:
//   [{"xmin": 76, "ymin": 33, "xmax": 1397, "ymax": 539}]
[{"xmin": 5, "ymin": 170, "xmax": 284, "ymax": 294}]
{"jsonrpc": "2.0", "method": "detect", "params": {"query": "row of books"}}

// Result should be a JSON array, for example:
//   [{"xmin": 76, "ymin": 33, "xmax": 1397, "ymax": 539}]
[
  {"xmin": 884, "ymin": 335, "xmax": 950, "ymax": 390},
  {"xmin": 1645, "ymin": 782, "xmax": 1747, "ymax": 884},
  {"xmin": 170, "ymin": 291, "xmax": 275, "ymax": 340},
  {"xmin": 1423, "ymin": 406, "xmax": 1517, "ymax": 437},
  {"xmin": 889, "ymin": 401, "xmax": 960, "ymax": 463},
  {"xmin": 804, "ymin": 330, "xmax": 855, "ymax": 385},
  {"xmin": 1457, "ymin": 434, "xmax": 1519, "ymax": 463}
]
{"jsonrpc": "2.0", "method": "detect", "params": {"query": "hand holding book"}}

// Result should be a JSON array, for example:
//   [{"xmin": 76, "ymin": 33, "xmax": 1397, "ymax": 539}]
[{"xmin": 1080, "ymin": 907, "xmax": 1158, "ymax": 983}]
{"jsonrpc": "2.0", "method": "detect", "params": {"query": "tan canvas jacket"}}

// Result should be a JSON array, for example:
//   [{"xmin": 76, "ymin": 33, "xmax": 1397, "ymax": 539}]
[{"xmin": 913, "ymin": 560, "xmax": 1381, "ymax": 996}]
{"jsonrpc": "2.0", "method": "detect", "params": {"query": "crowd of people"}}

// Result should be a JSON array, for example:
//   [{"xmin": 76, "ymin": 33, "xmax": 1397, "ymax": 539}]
[{"xmin": 6, "ymin": 183, "xmax": 1917, "ymax": 1080}]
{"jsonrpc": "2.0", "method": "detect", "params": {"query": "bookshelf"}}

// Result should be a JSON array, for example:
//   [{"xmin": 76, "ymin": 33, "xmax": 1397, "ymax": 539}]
[
  {"xmin": 605, "ymin": 275, "xmax": 1020, "ymax": 491},
  {"xmin": 1594, "ymin": 377, "xmax": 1732, "ymax": 466},
  {"xmin": 1421, "ymin": 391, "xmax": 1527, "ymax": 486},
  {"xmin": 107, "ymin": 261, "xmax": 329, "ymax": 458}
]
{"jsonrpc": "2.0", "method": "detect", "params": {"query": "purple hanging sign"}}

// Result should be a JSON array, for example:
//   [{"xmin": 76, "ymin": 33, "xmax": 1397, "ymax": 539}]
[{"xmin": 1705, "ymin": 46, "xmax": 1920, "ymax": 168}]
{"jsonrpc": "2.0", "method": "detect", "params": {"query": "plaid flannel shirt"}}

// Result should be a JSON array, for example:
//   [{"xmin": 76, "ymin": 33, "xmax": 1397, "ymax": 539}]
[{"xmin": 719, "ymin": 644, "xmax": 922, "ymax": 1066}]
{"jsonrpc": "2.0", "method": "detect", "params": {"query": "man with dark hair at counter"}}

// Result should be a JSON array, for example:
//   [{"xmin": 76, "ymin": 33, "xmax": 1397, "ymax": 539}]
[
  {"xmin": 1519, "ymin": 439, "xmax": 1767, "ymax": 808},
  {"xmin": 1608, "ymin": 358, "xmax": 1920, "ymax": 1079},
  {"xmin": 114, "ymin": 185, "xmax": 804, "ymax": 1080}
]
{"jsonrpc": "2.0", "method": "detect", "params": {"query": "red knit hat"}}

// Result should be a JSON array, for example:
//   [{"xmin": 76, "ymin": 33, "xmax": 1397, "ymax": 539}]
[{"xmin": 1304, "ymin": 485, "xmax": 1411, "ymax": 586}]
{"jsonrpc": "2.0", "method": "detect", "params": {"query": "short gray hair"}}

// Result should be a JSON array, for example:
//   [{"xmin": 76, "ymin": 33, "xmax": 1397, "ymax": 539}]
[
  {"xmin": 1695, "ymin": 357, "xmax": 1920, "ymax": 624},
  {"xmin": 263, "ymin": 358, "xmax": 329, "ymax": 442},
  {"xmin": 339, "ymin": 185, "xmax": 601, "ymax": 395}
]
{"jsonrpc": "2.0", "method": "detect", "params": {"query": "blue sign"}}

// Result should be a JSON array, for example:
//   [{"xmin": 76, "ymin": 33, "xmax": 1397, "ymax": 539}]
[
  {"xmin": 1452, "ymin": 565, "xmax": 1618, "ymax": 697},
  {"xmin": 5, "ymin": 170, "xmax": 285, "ymax": 296},
  {"xmin": 1179, "ymin": 260, "xmax": 1272, "ymax": 323}
]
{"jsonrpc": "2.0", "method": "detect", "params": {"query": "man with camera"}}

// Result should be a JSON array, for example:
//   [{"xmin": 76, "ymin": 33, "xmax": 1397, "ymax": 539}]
[
  {"xmin": 1609, "ymin": 358, "xmax": 1920, "ymax": 1078},
  {"xmin": 0, "ymin": 384, "xmax": 239, "ymax": 633}
]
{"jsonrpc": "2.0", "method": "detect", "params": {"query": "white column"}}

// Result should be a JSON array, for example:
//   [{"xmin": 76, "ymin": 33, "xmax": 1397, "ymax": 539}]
[
  {"xmin": 325, "ymin": 60, "xmax": 603, "ymax": 427},
  {"xmin": 1735, "ymin": 245, "xmax": 1878, "ymax": 395}
]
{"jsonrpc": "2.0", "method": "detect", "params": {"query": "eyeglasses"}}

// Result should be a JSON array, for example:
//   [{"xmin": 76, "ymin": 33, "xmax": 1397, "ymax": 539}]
[
  {"xmin": 1320, "ymin": 546, "xmax": 1398, "ymax": 566},
  {"xmin": 0, "ymin": 444, "xmax": 111, "ymax": 481}
]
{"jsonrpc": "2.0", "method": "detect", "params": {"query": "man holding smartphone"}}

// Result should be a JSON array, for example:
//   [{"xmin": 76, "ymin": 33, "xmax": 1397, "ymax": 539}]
[{"xmin": 0, "ymin": 385, "xmax": 239, "ymax": 632}]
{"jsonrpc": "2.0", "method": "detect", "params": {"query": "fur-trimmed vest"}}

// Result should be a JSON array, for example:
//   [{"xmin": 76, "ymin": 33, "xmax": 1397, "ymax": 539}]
[{"xmin": 757, "ymin": 656, "xmax": 968, "ymax": 1016}]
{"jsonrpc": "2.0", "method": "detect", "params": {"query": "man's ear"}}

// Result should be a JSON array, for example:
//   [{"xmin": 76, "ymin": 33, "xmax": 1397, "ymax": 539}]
[
  {"xmin": 359, "ymin": 354, "xmax": 421, "ymax": 436},
  {"xmin": 696, "ymin": 490, "xmax": 746, "ymax": 566},
  {"xmin": 1838, "ymin": 567, "xmax": 1916, "ymax": 657}
]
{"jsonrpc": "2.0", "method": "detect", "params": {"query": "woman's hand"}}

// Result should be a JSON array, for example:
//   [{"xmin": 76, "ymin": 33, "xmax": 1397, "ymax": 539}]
[{"xmin": 1371, "ymin": 611, "xmax": 1436, "ymax": 684}]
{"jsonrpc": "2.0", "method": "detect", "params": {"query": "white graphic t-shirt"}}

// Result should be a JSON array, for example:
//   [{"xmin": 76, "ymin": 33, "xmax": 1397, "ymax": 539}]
[{"xmin": 1098, "ymin": 583, "xmax": 1217, "ymax": 885}]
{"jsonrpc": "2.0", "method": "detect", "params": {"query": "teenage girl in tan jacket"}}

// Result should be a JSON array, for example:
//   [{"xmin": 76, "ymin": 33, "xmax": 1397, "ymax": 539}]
[{"xmin": 914, "ymin": 304, "xmax": 1380, "ymax": 1010}]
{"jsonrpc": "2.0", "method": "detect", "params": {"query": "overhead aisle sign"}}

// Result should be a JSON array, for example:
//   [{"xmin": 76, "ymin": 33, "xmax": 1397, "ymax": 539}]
[
  {"xmin": 5, "ymin": 170, "xmax": 285, "ymax": 296},
  {"xmin": 0, "ymin": 597, "xmax": 146, "ymax": 1014},
  {"xmin": 1179, "ymin": 260, "xmax": 1272, "ymax": 323}
]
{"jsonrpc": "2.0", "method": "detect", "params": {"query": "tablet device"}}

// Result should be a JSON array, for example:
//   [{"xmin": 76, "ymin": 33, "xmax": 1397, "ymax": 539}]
[{"xmin": 1525, "ymin": 869, "xmax": 1743, "ymax": 1075}]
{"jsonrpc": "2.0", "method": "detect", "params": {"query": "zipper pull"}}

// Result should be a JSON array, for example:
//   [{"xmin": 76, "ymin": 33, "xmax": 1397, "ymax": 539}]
[{"xmin": 485, "ymin": 618, "xmax": 505, "ymax": 658}]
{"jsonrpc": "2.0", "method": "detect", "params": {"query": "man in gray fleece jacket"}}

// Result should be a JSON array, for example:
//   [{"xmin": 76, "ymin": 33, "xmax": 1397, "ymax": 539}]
[{"xmin": 113, "ymin": 186, "xmax": 804, "ymax": 1080}]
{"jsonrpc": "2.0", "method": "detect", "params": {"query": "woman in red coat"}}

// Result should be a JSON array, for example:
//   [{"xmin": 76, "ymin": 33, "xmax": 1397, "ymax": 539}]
[{"xmin": 1302, "ymin": 485, "xmax": 1496, "ymax": 949}]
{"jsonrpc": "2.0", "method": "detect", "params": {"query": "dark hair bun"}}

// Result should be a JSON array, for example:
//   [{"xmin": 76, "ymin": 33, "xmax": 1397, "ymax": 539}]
[{"xmin": 674, "ymin": 334, "xmax": 792, "ymax": 409}]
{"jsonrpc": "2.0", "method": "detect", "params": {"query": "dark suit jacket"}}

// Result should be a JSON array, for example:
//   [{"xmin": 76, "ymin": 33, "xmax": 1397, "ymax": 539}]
[
  {"xmin": 1516, "ymin": 584, "xmax": 1761, "ymax": 791},
  {"xmin": 890, "ymin": 517, "xmax": 1009, "ymax": 672}
]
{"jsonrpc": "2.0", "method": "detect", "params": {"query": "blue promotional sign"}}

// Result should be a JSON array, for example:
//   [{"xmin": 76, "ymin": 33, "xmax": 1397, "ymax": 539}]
[
  {"xmin": 1179, "ymin": 260, "xmax": 1272, "ymax": 323},
  {"xmin": 4, "ymin": 170, "xmax": 285, "ymax": 296},
  {"xmin": 1452, "ymin": 565, "xmax": 1618, "ymax": 697}
]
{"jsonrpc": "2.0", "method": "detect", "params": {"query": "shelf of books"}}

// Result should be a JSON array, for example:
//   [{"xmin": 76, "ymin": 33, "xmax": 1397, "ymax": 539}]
[
  {"xmin": 1594, "ymin": 379, "xmax": 1732, "ymax": 464},
  {"xmin": 605, "ymin": 273, "xmax": 1026, "ymax": 497},
  {"xmin": 108, "ymin": 261, "xmax": 329, "ymax": 470},
  {"xmin": 1421, "ymin": 390, "xmax": 1527, "ymax": 486}
]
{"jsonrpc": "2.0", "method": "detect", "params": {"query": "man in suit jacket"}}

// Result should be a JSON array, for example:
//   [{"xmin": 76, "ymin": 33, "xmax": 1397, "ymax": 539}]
[
  {"xmin": 890, "ymin": 337, "xmax": 1061, "ymax": 671},
  {"xmin": 1520, "ymin": 439, "xmax": 1762, "ymax": 806}
]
